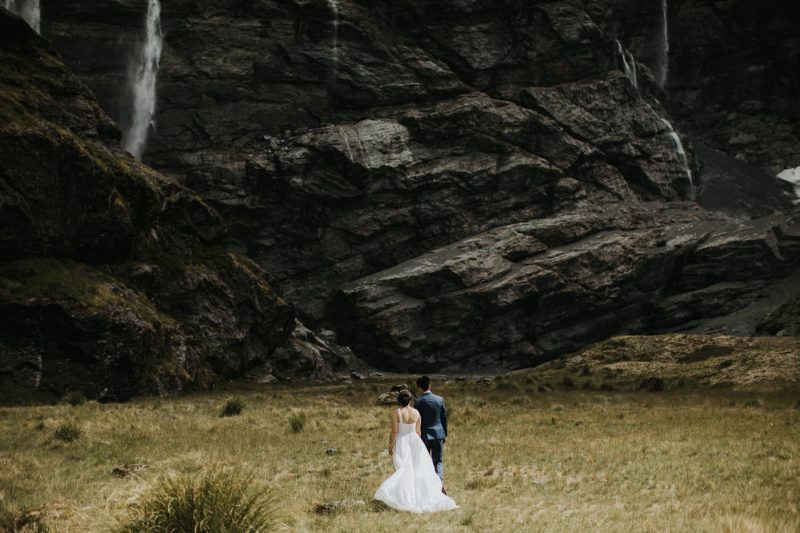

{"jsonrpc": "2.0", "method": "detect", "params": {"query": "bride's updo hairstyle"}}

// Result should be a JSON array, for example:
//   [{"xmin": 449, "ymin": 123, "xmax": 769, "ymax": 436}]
[{"xmin": 397, "ymin": 389, "xmax": 414, "ymax": 407}]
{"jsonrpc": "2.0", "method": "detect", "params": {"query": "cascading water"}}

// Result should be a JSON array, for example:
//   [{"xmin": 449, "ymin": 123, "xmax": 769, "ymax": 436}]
[
  {"xmin": 327, "ymin": 0, "xmax": 340, "ymax": 74},
  {"xmin": 615, "ymin": 40, "xmax": 639, "ymax": 94},
  {"xmin": 655, "ymin": 0, "xmax": 669, "ymax": 88},
  {"xmin": 3, "ymin": 0, "xmax": 40, "ymax": 33},
  {"xmin": 123, "ymin": 0, "xmax": 163, "ymax": 161},
  {"xmin": 616, "ymin": 40, "xmax": 694, "ymax": 196},
  {"xmin": 661, "ymin": 119, "xmax": 694, "ymax": 190}
]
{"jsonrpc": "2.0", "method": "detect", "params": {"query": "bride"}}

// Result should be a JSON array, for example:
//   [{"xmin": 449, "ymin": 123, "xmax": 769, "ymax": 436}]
[{"xmin": 374, "ymin": 390, "xmax": 458, "ymax": 513}]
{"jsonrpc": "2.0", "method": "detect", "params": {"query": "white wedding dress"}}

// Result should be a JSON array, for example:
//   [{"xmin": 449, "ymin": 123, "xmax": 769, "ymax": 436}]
[{"xmin": 374, "ymin": 409, "xmax": 458, "ymax": 513}]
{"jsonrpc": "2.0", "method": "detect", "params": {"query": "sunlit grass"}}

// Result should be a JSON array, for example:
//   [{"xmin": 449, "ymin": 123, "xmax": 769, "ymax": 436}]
[{"xmin": 0, "ymin": 378, "xmax": 798, "ymax": 532}]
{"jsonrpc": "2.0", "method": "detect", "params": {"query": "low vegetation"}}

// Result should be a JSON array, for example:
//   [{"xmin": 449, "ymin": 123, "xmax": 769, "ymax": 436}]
[
  {"xmin": 220, "ymin": 398, "xmax": 245, "ymax": 418},
  {"xmin": 0, "ymin": 375, "xmax": 798, "ymax": 531},
  {"xmin": 50, "ymin": 422, "xmax": 80, "ymax": 443},
  {"xmin": 117, "ymin": 467, "xmax": 278, "ymax": 533}
]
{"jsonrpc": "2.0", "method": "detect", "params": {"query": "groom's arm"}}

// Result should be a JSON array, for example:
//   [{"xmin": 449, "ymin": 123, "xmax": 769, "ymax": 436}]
[{"xmin": 441, "ymin": 399, "xmax": 448, "ymax": 441}]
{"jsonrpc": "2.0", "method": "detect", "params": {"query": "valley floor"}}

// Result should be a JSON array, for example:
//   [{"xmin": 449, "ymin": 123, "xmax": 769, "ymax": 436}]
[{"xmin": 1, "ymin": 378, "xmax": 799, "ymax": 532}]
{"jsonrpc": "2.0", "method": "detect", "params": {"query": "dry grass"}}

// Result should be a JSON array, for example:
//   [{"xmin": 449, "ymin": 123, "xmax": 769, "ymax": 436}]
[{"xmin": 0, "ymin": 378, "xmax": 799, "ymax": 532}]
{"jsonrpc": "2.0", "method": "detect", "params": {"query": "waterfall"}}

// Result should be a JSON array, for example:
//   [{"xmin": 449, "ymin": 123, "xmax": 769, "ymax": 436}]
[
  {"xmin": 660, "ymin": 118, "xmax": 695, "ymax": 194},
  {"xmin": 123, "ymin": 0, "xmax": 163, "ymax": 161},
  {"xmin": 615, "ymin": 40, "xmax": 693, "ymax": 194},
  {"xmin": 615, "ymin": 40, "xmax": 639, "ymax": 94},
  {"xmin": 327, "ymin": 0, "xmax": 339, "ymax": 68},
  {"xmin": 3, "ymin": 0, "xmax": 40, "ymax": 33},
  {"xmin": 655, "ymin": 0, "xmax": 669, "ymax": 88}
]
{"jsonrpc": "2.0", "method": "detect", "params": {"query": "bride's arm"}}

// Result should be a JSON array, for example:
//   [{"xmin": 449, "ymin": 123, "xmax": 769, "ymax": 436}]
[
  {"xmin": 388, "ymin": 410, "xmax": 398, "ymax": 456},
  {"xmin": 415, "ymin": 411, "xmax": 421, "ymax": 437}
]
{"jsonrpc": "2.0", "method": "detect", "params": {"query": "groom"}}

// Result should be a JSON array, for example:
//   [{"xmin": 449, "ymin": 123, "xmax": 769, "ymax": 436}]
[{"xmin": 415, "ymin": 375, "xmax": 448, "ymax": 484}]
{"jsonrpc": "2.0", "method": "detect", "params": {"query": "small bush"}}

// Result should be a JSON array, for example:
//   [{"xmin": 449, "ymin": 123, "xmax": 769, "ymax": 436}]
[
  {"xmin": 220, "ymin": 398, "xmax": 245, "ymax": 418},
  {"xmin": 52, "ymin": 423, "xmax": 81, "ymax": 443},
  {"xmin": 289, "ymin": 412, "xmax": 307, "ymax": 433},
  {"xmin": 599, "ymin": 380, "xmax": 615, "ymax": 391},
  {"xmin": 637, "ymin": 377, "xmax": 664, "ymax": 393},
  {"xmin": 0, "ymin": 500, "xmax": 48, "ymax": 533},
  {"xmin": 742, "ymin": 399, "xmax": 764, "ymax": 408},
  {"xmin": 117, "ymin": 467, "xmax": 278, "ymax": 533},
  {"xmin": 579, "ymin": 365, "xmax": 592, "ymax": 376},
  {"xmin": 561, "ymin": 376, "xmax": 575, "ymax": 389},
  {"xmin": 63, "ymin": 390, "xmax": 87, "ymax": 406}
]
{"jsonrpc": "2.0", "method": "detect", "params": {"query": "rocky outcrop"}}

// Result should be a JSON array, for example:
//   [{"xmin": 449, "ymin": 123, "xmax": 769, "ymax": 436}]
[
  {"xmin": 596, "ymin": 0, "xmax": 800, "ymax": 173},
  {"xmin": 42, "ymin": 0, "xmax": 700, "ymax": 318},
  {"xmin": 27, "ymin": 1, "xmax": 800, "ymax": 375},
  {"xmin": 0, "ymin": 11, "xmax": 343, "ymax": 400},
  {"xmin": 327, "ymin": 205, "xmax": 800, "ymax": 370}
]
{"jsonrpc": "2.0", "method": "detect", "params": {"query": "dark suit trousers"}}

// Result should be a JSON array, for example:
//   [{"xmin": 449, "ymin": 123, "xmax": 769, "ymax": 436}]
[{"xmin": 423, "ymin": 437, "xmax": 444, "ymax": 480}]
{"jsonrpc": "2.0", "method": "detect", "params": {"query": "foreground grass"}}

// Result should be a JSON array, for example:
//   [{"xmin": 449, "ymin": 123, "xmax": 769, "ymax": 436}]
[{"xmin": 1, "ymin": 379, "xmax": 799, "ymax": 532}]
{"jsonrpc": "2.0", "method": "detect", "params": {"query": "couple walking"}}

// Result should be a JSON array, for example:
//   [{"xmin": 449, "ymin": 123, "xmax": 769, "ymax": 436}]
[{"xmin": 374, "ymin": 376, "xmax": 458, "ymax": 513}]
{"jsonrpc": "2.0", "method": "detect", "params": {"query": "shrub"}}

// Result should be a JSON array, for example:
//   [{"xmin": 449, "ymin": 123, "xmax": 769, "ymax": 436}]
[
  {"xmin": 117, "ymin": 467, "xmax": 278, "ymax": 533},
  {"xmin": 220, "ymin": 398, "xmax": 245, "ymax": 418},
  {"xmin": 637, "ymin": 377, "xmax": 664, "ymax": 393},
  {"xmin": 63, "ymin": 390, "xmax": 87, "ymax": 406},
  {"xmin": 561, "ymin": 376, "xmax": 575, "ymax": 389},
  {"xmin": 289, "ymin": 412, "xmax": 307, "ymax": 433},
  {"xmin": 52, "ymin": 423, "xmax": 81, "ymax": 443},
  {"xmin": 0, "ymin": 500, "xmax": 48, "ymax": 533},
  {"xmin": 599, "ymin": 380, "xmax": 615, "ymax": 391}
]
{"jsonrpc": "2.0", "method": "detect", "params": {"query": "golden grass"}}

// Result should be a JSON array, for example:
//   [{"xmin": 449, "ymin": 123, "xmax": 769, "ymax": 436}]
[{"xmin": 1, "ymin": 379, "xmax": 799, "ymax": 532}]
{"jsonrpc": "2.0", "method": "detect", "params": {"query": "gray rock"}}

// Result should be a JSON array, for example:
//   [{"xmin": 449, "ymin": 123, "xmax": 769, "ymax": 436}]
[{"xmin": 314, "ymin": 499, "xmax": 366, "ymax": 514}]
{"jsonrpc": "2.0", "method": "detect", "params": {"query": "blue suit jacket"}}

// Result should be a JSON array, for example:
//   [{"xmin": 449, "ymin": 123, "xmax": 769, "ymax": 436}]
[{"xmin": 414, "ymin": 391, "xmax": 448, "ymax": 440}]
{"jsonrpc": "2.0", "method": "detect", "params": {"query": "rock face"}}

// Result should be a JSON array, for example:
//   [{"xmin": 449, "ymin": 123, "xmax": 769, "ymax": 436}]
[
  {"xmin": 0, "ymin": 11, "xmax": 343, "ymax": 400},
  {"xmin": 43, "ymin": 0, "xmax": 696, "ymax": 314},
  {"xmin": 328, "ymin": 205, "xmax": 800, "ymax": 370},
  {"xmin": 596, "ymin": 0, "xmax": 800, "ymax": 172},
  {"xmin": 20, "ymin": 1, "xmax": 800, "ymax": 375}
]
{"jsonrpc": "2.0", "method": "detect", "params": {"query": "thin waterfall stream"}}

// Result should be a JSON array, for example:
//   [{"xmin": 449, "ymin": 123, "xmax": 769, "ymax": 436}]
[
  {"xmin": 123, "ymin": 0, "xmax": 163, "ymax": 161},
  {"xmin": 3, "ymin": 0, "xmax": 40, "ymax": 33},
  {"xmin": 616, "ymin": 39, "xmax": 694, "ymax": 196},
  {"xmin": 655, "ymin": 0, "xmax": 669, "ymax": 88}
]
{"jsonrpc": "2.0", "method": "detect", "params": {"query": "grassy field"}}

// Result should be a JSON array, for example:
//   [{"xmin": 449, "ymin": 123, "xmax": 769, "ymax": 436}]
[{"xmin": 1, "ymin": 374, "xmax": 799, "ymax": 532}]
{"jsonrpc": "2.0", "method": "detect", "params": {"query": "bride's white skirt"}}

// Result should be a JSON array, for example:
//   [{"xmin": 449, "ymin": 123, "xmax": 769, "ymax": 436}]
[{"xmin": 374, "ymin": 433, "xmax": 458, "ymax": 513}]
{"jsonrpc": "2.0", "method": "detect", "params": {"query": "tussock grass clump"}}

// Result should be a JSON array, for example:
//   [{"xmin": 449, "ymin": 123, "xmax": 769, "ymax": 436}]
[
  {"xmin": 0, "ymin": 500, "xmax": 48, "ymax": 533},
  {"xmin": 52, "ymin": 423, "xmax": 80, "ymax": 443},
  {"xmin": 117, "ymin": 467, "xmax": 278, "ymax": 533},
  {"xmin": 63, "ymin": 390, "xmax": 87, "ymax": 406},
  {"xmin": 220, "ymin": 398, "xmax": 245, "ymax": 417},
  {"xmin": 289, "ymin": 412, "xmax": 307, "ymax": 433},
  {"xmin": 743, "ymin": 399, "xmax": 764, "ymax": 408}
]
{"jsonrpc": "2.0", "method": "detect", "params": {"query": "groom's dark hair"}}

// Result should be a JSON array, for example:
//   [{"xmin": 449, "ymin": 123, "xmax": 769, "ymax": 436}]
[{"xmin": 416, "ymin": 376, "xmax": 430, "ymax": 391}]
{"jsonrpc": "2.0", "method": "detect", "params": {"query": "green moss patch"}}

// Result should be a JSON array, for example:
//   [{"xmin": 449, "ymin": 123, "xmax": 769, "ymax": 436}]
[{"xmin": 0, "ymin": 257, "xmax": 172, "ymax": 327}]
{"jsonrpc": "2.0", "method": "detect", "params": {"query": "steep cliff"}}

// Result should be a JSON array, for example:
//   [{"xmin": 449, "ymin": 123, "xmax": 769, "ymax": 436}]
[
  {"xmin": 23, "ymin": 0, "xmax": 800, "ymax": 373},
  {"xmin": 595, "ymin": 0, "xmax": 800, "ymax": 173},
  {"xmin": 0, "ymin": 9, "xmax": 345, "ymax": 400}
]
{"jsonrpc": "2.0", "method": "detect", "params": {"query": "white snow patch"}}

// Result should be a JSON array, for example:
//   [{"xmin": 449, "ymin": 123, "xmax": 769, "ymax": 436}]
[{"xmin": 777, "ymin": 166, "xmax": 800, "ymax": 203}]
